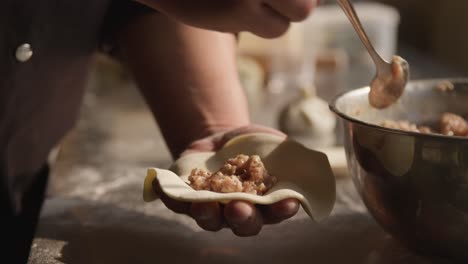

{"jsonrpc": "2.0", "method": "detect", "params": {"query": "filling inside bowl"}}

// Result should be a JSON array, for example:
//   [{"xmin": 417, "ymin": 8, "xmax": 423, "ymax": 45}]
[
  {"xmin": 381, "ymin": 112, "xmax": 468, "ymax": 136},
  {"xmin": 188, "ymin": 154, "xmax": 277, "ymax": 195}
]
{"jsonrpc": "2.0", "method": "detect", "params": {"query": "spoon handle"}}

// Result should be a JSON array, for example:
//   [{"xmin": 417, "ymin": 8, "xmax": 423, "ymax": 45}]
[{"xmin": 336, "ymin": 0, "xmax": 388, "ymax": 68}]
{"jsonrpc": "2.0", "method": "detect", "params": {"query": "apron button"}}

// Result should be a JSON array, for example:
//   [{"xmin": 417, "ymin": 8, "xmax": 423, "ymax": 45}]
[{"xmin": 16, "ymin": 43, "xmax": 33, "ymax": 62}]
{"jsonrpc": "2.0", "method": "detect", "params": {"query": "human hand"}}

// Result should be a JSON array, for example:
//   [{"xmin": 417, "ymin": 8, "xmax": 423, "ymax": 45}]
[
  {"xmin": 139, "ymin": 0, "xmax": 318, "ymax": 38},
  {"xmin": 152, "ymin": 125, "xmax": 301, "ymax": 236}
]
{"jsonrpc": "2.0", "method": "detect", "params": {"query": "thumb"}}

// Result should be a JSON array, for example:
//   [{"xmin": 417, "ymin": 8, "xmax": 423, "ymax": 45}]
[{"xmin": 217, "ymin": 125, "xmax": 286, "ymax": 147}]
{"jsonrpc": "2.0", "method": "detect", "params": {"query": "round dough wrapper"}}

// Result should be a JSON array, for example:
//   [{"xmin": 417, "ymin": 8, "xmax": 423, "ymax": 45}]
[{"xmin": 143, "ymin": 133, "xmax": 336, "ymax": 222}]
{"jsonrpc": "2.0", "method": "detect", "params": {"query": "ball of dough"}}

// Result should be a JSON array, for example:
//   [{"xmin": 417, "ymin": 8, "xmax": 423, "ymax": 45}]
[{"xmin": 279, "ymin": 92, "xmax": 337, "ymax": 148}]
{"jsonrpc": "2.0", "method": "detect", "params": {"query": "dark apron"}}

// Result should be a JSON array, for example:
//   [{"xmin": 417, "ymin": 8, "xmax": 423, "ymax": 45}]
[
  {"xmin": 0, "ymin": 1, "xmax": 152, "ymax": 262},
  {"xmin": 4, "ymin": 165, "xmax": 49, "ymax": 264}
]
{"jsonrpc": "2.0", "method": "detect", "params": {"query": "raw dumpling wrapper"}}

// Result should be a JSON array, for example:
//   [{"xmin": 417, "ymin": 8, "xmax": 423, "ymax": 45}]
[{"xmin": 143, "ymin": 133, "xmax": 336, "ymax": 222}]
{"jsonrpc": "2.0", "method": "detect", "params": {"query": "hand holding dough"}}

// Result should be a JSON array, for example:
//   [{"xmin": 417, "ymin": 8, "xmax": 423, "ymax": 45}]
[{"xmin": 143, "ymin": 133, "xmax": 336, "ymax": 222}]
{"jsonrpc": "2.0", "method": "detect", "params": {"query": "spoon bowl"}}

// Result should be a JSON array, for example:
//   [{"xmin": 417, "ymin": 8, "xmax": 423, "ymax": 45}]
[
  {"xmin": 337, "ymin": 0, "xmax": 410, "ymax": 108},
  {"xmin": 369, "ymin": 56, "xmax": 410, "ymax": 108}
]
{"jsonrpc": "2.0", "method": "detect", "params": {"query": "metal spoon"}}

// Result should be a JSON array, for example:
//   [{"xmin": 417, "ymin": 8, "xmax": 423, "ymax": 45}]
[{"xmin": 337, "ymin": 0, "xmax": 409, "ymax": 109}]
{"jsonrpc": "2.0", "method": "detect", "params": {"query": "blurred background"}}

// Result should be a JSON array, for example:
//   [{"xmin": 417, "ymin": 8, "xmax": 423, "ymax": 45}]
[
  {"xmin": 235, "ymin": 0, "xmax": 468, "ymax": 147},
  {"xmin": 91, "ymin": 0, "xmax": 468, "ymax": 150},
  {"xmin": 321, "ymin": 0, "xmax": 468, "ymax": 74},
  {"xmin": 377, "ymin": 0, "xmax": 468, "ymax": 73}
]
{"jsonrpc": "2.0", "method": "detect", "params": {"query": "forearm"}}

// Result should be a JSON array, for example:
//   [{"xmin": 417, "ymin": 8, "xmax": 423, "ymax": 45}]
[{"xmin": 118, "ymin": 13, "xmax": 250, "ymax": 158}]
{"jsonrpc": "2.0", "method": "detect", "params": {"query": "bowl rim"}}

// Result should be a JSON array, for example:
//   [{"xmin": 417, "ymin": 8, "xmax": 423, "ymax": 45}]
[{"xmin": 329, "ymin": 77, "xmax": 468, "ymax": 141}]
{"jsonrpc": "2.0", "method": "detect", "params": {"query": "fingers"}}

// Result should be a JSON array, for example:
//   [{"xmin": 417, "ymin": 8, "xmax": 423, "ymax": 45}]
[
  {"xmin": 224, "ymin": 201, "xmax": 263, "ymax": 236},
  {"xmin": 153, "ymin": 179, "xmax": 224, "ymax": 232},
  {"xmin": 181, "ymin": 137, "xmax": 218, "ymax": 156},
  {"xmin": 190, "ymin": 199, "xmax": 299, "ymax": 235},
  {"xmin": 154, "ymin": 175, "xmax": 297, "ymax": 234},
  {"xmin": 190, "ymin": 202, "xmax": 224, "ymax": 231},
  {"xmin": 146, "ymin": 0, "xmax": 318, "ymax": 38},
  {"xmin": 152, "ymin": 179, "xmax": 191, "ymax": 214},
  {"xmin": 182, "ymin": 124, "xmax": 286, "ymax": 156},
  {"xmin": 265, "ymin": 0, "xmax": 316, "ymax": 22},
  {"xmin": 248, "ymin": 3, "xmax": 290, "ymax": 38},
  {"xmin": 217, "ymin": 124, "xmax": 286, "ymax": 148},
  {"xmin": 247, "ymin": 0, "xmax": 317, "ymax": 38},
  {"xmin": 261, "ymin": 198, "xmax": 300, "ymax": 224}
]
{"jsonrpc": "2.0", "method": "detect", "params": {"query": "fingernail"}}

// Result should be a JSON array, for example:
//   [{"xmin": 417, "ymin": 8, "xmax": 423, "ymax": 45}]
[
  {"xmin": 283, "ymin": 200, "xmax": 300, "ymax": 214},
  {"xmin": 271, "ymin": 199, "xmax": 299, "ymax": 220},
  {"xmin": 226, "ymin": 202, "xmax": 253, "ymax": 224}
]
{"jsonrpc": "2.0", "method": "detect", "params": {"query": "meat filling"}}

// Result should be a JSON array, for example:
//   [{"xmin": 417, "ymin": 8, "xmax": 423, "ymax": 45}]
[
  {"xmin": 188, "ymin": 154, "xmax": 277, "ymax": 195},
  {"xmin": 381, "ymin": 112, "xmax": 468, "ymax": 137}
]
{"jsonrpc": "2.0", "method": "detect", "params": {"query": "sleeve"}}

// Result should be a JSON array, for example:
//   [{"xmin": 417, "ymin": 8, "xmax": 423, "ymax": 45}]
[{"xmin": 99, "ymin": 0, "xmax": 155, "ymax": 56}]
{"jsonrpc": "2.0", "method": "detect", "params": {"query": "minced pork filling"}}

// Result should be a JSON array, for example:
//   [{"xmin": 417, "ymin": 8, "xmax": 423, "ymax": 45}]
[
  {"xmin": 381, "ymin": 112, "xmax": 468, "ymax": 137},
  {"xmin": 188, "ymin": 154, "xmax": 277, "ymax": 195}
]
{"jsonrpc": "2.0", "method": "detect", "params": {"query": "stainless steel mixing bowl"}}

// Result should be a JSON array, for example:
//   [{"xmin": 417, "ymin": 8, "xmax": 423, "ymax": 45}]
[{"xmin": 330, "ymin": 78, "xmax": 468, "ymax": 261}]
